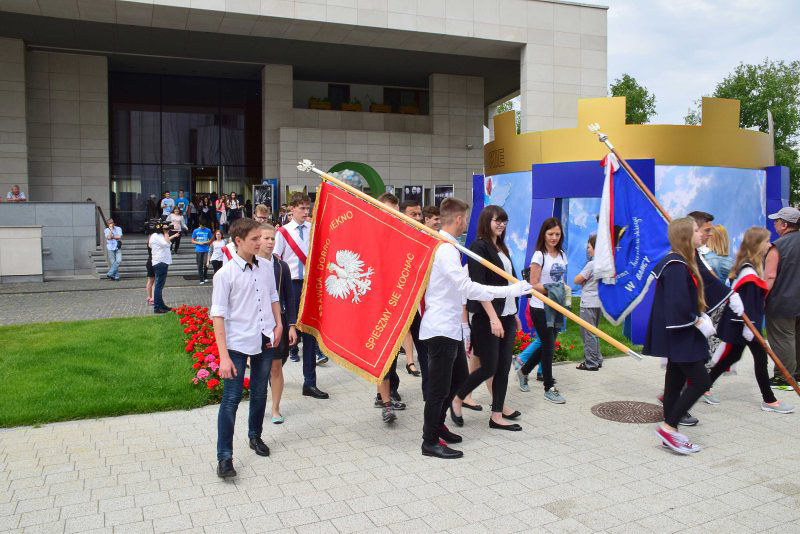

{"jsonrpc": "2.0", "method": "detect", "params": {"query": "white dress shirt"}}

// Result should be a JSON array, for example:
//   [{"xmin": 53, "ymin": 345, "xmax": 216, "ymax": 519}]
[
  {"xmin": 419, "ymin": 230, "xmax": 502, "ymax": 341},
  {"xmin": 149, "ymin": 233, "xmax": 172, "ymax": 266},
  {"xmin": 210, "ymin": 253, "xmax": 280, "ymax": 355},
  {"xmin": 274, "ymin": 219, "xmax": 310, "ymax": 280}
]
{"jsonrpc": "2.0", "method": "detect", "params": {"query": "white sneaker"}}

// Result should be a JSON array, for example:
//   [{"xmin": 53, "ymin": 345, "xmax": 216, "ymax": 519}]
[
  {"xmin": 761, "ymin": 401, "xmax": 795, "ymax": 414},
  {"xmin": 199, "ymin": 280, "xmax": 206, "ymax": 285},
  {"xmin": 703, "ymin": 391, "xmax": 720, "ymax": 405},
  {"xmin": 543, "ymin": 388, "xmax": 565, "ymax": 404}
]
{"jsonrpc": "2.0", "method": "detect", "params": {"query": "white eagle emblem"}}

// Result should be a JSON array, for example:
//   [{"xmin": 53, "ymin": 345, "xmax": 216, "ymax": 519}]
[{"xmin": 325, "ymin": 250, "xmax": 374, "ymax": 303}]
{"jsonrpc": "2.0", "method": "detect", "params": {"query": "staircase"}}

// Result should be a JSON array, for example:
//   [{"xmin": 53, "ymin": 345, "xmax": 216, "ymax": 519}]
[{"xmin": 91, "ymin": 235, "xmax": 203, "ymax": 279}]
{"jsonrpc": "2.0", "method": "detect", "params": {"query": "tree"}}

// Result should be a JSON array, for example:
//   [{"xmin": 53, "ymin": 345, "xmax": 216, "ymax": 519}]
[
  {"xmin": 496, "ymin": 98, "xmax": 520, "ymax": 134},
  {"xmin": 609, "ymin": 74, "xmax": 657, "ymax": 124},
  {"xmin": 685, "ymin": 59, "xmax": 800, "ymax": 202}
]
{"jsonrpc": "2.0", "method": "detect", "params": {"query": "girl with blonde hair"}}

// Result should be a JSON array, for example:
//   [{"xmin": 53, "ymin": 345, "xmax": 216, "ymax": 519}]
[
  {"xmin": 709, "ymin": 227, "xmax": 794, "ymax": 414},
  {"xmin": 645, "ymin": 217, "xmax": 714, "ymax": 454},
  {"xmin": 705, "ymin": 225, "xmax": 734, "ymax": 280}
]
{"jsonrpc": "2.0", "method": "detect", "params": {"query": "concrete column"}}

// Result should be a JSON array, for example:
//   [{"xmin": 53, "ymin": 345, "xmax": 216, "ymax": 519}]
[
  {"xmin": 262, "ymin": 64, "xmax": 293, "ymax": 181},
  {"xmin": 520, "ymin": 2, "xmax": 607, "ymax": 133},
  {"xmin": 26, "ymin": 51, "xmax": 109, "ymax": 212},
  {"xmin": 0, "ymin": 38, "xmax": 28, "ymax": 198},
  {"xmin": 430, "ymin": 72, "xmax": 484, "ymax": 202}
]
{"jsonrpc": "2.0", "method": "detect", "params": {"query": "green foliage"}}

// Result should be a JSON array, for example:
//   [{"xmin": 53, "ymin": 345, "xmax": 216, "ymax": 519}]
[
  {"xmin": 685, "ymin": 59, "xmax": 800, "ymax": 202},
  {"xmin": 609, "ymin": 74, "xmax": 657, "ymax": 124},
  {"xmin": 0, "ymin": 316, "xmax": 208, "ymax": 427},
  {"xmin": 496, "ymin": 99, "xmax": 521, "ymax": 134}
]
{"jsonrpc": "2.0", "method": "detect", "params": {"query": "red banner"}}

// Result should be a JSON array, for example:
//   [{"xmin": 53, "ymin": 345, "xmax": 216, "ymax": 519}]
[{"xmin": 296, "ymin": 182, "xmax": 439, "ymax": 384}]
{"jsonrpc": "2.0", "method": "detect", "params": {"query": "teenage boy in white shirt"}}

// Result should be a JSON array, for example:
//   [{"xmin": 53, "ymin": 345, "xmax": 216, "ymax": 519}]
[
  {"xmin": 419, "ymin": 198, "xmax": 531, "ymax": 459},
  {"xmin": 211, "ymin": 218, "xmax": 282, "ymax": 478},
  {"xmin": 274, "ymin": 193, "xmax": 329, "ymax": 399}
]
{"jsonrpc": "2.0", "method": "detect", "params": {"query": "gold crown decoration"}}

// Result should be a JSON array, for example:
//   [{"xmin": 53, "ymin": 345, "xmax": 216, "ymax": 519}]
[{"xmin": 484, "ymin": 97, "xmax": 775, "ymax": 177}]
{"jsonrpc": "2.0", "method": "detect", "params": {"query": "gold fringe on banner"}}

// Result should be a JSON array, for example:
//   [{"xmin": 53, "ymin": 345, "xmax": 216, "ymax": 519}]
[{"xmin": 296, "ymin": 183, "xmax": 439, "ymax": 385}]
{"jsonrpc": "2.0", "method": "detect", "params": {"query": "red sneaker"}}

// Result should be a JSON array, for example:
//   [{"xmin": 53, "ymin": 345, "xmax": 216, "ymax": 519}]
[{"xmin": 656, "ymin": 427, "xmax": 701, "ymax": 454}]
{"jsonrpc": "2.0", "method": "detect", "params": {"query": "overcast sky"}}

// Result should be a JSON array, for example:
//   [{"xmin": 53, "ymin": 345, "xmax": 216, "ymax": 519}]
[{"xmin": 585, "ymin": 0, "xmax": 798, "ymax": 125}]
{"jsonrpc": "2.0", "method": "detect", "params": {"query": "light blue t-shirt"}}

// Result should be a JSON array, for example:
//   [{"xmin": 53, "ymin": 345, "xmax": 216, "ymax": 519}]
[
  {"xmin": 176, "ymin": 197, "xmax": 189, "ymax": 215},
  {"xmin": 161, "ymin": 197, "xmax": 175, "ymax": 216},
  {"xmin": 192, "ymin": 227, "xmax": 212, "ymax": 253}
]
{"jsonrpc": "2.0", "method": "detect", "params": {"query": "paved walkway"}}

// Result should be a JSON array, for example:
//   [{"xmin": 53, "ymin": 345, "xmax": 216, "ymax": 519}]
[
  {"xmin": 1, "ymin": 350, "xmax": 798, "ymax": 533},
  {"xmin": 0, "ymin": 280, "xmax": 212, "ymax": 326}
]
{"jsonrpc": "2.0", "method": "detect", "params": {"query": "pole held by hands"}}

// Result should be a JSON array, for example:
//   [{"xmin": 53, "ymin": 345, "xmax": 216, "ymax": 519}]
[{"xmin": 297, "ymin": 159, "xmax": 643, "ymax": 361}]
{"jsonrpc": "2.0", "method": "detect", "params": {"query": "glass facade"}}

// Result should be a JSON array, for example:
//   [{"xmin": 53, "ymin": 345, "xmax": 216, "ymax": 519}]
[{"xmin": 109, "ymin": 73, "xmax": 262, "ymax": 231}]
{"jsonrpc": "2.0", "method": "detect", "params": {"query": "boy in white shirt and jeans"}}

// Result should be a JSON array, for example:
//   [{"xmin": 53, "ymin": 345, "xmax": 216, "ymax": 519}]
[{"xmin": 211, "ymin": 218, "xmax": 282, "ymax": 478}]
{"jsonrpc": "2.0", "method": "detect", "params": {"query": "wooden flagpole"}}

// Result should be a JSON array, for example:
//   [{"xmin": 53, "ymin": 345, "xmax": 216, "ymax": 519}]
[
  {"xmin": 297, "ymin": 159, "xmax": 643, "ymax": 361},
  {"xmin": 588, "ymin": 124, "xmax": 800, "ymax": 396}
]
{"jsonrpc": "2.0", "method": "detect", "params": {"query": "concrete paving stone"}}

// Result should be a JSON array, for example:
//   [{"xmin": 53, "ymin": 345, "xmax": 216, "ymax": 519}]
[
  {"xmin": 113, "ymin": 520, "xmax": 155, "ymax": 533},
  {"xmin": 238, "ymin": 514, "xmax": 283, "ymax": 533},
  {"xmin": 292, "ymin": 520, "xmax": 338, "ymax": 534},
  {"xmin": 104, "ymin": 507, "xmax": 144, "ymax": 527},
  {"xmin": 20, "ymin": 521, "xmax": 65, "ymax": 534},
  {"xmin": 64, "ymin": 512, "xmax": 105, "ymax": 533}
]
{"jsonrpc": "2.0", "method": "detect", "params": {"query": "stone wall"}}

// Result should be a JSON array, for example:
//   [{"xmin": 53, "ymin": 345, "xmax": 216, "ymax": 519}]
[{"xmin": 25, "ymin": 51, "xmax": 110, "ymax": 212}]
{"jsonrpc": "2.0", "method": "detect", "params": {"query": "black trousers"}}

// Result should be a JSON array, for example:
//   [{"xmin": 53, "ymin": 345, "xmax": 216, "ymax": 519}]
[
  {"xmin": 458, "ymin": 314, "xmax": 516, "ymax": 412},
  {"xmin": 520, "ymin": 308, "xmax": 556, "ymax": 390},
  {"xmin": 196, "ymin": 252, "xmax": 208, "ymax": 280},
  {"xmin": 211, "ymin": 260, "xmax": 223, "ymax": 274},
  {"xmin": 422, "ymin": 337, "xmax": 468, "ymax": 445},
  {"xmin": 410, "ymin": 312, "xmax": 429, "ymax": 400},
  {"xmin": 663, "ymin": 360, "xmax": 710, "ymax": 428},
  {"xmin": 709, "ymin": 341, "xmax": 776, "ymax": 404},
  {"xmin": 169, "ymin": 230, "xmax": 181, "ymax": 253}
]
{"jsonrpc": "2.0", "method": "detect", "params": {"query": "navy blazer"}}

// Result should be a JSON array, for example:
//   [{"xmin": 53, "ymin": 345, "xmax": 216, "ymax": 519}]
[
  {"xmin": 466, "ymin": 238, "xmax": 519, "ymax": 318},
  {"xmin": 273, "ymin": 255, "xmax": 296, "ymax": 326}
]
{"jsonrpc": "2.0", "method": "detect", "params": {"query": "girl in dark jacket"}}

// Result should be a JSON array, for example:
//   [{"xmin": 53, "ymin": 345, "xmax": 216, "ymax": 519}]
[
  {"xmin": 450, "ymin": 206, "xmax": 523, "ymax": 431},
  {"xmin": 646, "ymin": 217, "xmax": 715, "ymax": 454},
  {"xmin": 710, "ymin": 227, "xmax": 794, "ymax": 414}
]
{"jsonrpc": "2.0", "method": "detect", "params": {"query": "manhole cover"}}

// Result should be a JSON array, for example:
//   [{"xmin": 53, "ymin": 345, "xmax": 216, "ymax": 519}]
[{"xmin": 591, "ymin": 401, "xmax": 663, "ymax": 423}]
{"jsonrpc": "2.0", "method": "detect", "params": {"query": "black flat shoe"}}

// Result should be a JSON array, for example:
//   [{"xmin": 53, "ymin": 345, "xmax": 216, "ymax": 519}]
[
  {"xmin": 462, "ymin": 402, "xmax": 483, "ymax": 411},
  {"xmin": 502, "ymin": 410, "xmax": 522, "ymax": 420},
  {"xmin": 421, "ymin": 442, "xmax": 463, "ymax": 459},
  {"xmin": 248, "ymin": 437, "xmax": 270, "ymax": 457},
  {"xmin": 489, "ymin": 419, "xmax": 521, "ymax": 431},
  {"xmin": 217, "ymin": 458, "xmax": 237, "ymax": 478},
  {"xmin": 439, "ymin": 425, "xmax": 462, "ymax": 444},
  {"xmin": 576, "ymin": 362, "xmax": 599, "ymax": 371},
  {"xmin": 449, "ymin": 406, "xmax": 464, "ymax": 427},
  {"xmin": 302, "ymin": 386, "xmax": 329, "ymax": 399},
  {"xmin": 405, "ymin": 363, "xmax": 421, "ymax": 376}
]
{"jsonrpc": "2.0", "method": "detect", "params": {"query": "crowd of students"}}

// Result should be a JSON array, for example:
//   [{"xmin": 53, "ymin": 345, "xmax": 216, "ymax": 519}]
[{"xmin": 193, "ymin": 190, "xmax": 796, "ymax": 475}]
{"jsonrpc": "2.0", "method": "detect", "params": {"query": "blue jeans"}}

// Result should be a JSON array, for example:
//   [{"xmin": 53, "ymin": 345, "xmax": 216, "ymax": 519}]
[
  {"xmin": 292, "ymin": 280, "xmax": 317, "ymax": 387},
  {"xmin": 217, "ymin": 348, "xmax": 274, "ymax": 461},
  {"xmin": 106, "ymin": 248, "xmax": 122, "ymax": 279},
  {"xmin": 153, "ymin": 262, "xmax": 168, "ymax": 310}
]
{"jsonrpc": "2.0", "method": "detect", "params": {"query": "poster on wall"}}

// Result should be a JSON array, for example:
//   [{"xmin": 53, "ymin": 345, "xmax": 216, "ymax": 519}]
[
  {"xmin": 384, "ymin": 184, "xmax": 395, "ymax": 195},
  {"xmin": 403, "ymin": 185, "xmax": 423, "ymax": 204},
  {"xmin": 253, "ymin": 184, "xmax": 273, "ymax": 211},
  {"xmin": 434, "ymin": 184, "xmax": 455, "ymax": 207}
]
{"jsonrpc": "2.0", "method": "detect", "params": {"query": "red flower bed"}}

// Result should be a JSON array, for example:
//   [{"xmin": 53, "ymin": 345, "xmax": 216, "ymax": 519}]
[
  {"xmin": 513, "ymin": 331, "xmax": 533, "ymax": 354},
  {"xmin": 174, "ymin": 305, "xmax": 249, "ymax": 401}
]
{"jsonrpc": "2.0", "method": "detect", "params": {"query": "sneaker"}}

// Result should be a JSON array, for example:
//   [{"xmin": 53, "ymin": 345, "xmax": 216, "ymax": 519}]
[
  {"xmin": 513, "ymin": 356, "xmax": 522, "ymax": 371},
  {"xmin": 769, "ymin": 376, "xmax": 789, "ymax": 389},
  {"xmin": 382, "ymin": 404, "xmax": 396, "ymax": 423},
  {"xmin": 761, "ymin": 401, "xmax": 795, "ymax": 414},
  {"xmin": 517, "ymin": 368, "xmax": 530, "ymax": 392},
  {"xmin": 703, "ymin": 392, "xmax": 720, "ymax": 405},
  {"xmin": 374, "ymin": 394, "xmax": 383, "ymax": 408},
  {"xmin": 289, "ymin": 354, "xmax": 300, "ymax": 362},
  {"xmin": 656, "ymin": 427, "xmax": 701, "ymax": 454},
  {"xmin": 678, "ymin": 413, "xmax": 699, "ymax": 426},
  {"xmin": 316, "ymin": 354, "xmax": 329, "ymax": 365},
  {"xmin": 199, "ymin": 280, "xmax": 206, "ymax": 285},
  {"xmin": 544, "ymin": 388, "xmax": 566, "ymax": 404},
  {"xmin": 390, "ymin": 399, "xmax": 406, "ymax": 411}
]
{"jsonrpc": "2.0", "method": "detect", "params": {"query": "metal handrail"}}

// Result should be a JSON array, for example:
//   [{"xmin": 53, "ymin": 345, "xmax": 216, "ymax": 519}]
[{"xmin": 95, "ymin": 204, "xmax": 110, "ymax": 268}]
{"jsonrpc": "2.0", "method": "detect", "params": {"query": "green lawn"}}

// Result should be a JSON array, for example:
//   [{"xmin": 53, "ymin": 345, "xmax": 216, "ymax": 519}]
[
  {"xmin": 0, "ymin": 315, "xmax": 208, "ymax": 427},
  {"xmin": 553, "ymin": 302, "xmax": 642, "ymax": 362}
]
